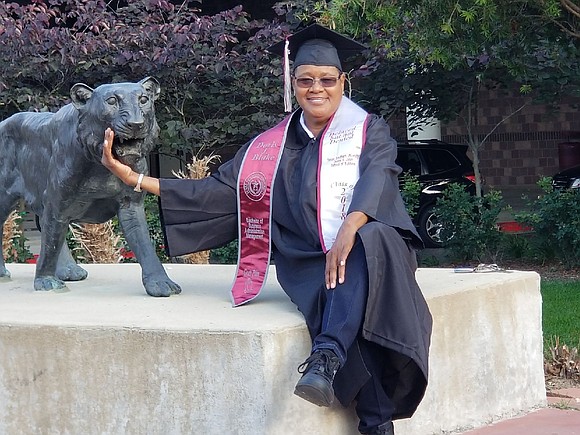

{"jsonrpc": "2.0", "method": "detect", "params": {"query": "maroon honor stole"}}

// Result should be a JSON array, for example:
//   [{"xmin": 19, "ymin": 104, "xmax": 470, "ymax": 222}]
[
  {"xmin": 231, "ymin": 116, "xmax": 291, "ymax": 306},
  {"xmin": 231, "ymin": 97, "xmax": 368, "ymax": 306}
]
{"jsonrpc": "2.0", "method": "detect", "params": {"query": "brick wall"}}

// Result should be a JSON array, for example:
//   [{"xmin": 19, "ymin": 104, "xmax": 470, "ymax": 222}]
[{"xmin": 386, "ymin": 89, "xmax": 580, "ymax": 188}]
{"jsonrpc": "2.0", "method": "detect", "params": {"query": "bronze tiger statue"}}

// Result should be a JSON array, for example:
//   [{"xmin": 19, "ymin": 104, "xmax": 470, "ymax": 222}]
[{"xmin": 0, "ymin": 77, "xmax": 181, "ymax": 297}]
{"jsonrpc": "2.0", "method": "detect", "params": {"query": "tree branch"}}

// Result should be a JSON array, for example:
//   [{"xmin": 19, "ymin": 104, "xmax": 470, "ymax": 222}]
[
  {"xmin": 561, "ymin": 0, "xmax": 580, "ymax": 19},
  {"xmin": 480, "ymin": 100, "xmax": 531, "ymax": 147}
]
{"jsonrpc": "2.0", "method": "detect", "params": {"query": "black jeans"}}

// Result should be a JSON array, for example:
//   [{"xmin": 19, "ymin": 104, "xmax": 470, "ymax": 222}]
[
  {"xmin": 313, "ymin": 241, "xmax": 395, "ymax": 431},
  {"xmin": 312, "ymin": 238, "xmax": 368, "ymax": 365}
]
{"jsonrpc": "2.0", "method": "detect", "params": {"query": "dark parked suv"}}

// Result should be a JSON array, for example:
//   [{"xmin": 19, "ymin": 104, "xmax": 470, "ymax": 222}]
[
  {"xmin": 552, "ymin": 165, "xmax": 580, "ymax": 190},
  {"xmin": 396, "ymin": 139, "xmax": 477, "ymax": 247}
]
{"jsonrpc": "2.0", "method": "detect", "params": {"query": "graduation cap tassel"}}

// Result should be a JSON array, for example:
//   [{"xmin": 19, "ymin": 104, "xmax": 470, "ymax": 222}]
[{"xmin": 283, "ymin": 38, "xmax": 292, "ymax": 113}]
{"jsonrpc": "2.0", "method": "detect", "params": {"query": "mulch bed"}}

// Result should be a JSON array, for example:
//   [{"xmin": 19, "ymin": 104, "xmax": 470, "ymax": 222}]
[{"xmin": 499, "ymin": 259, "xmax": 580, "ymax": 281}]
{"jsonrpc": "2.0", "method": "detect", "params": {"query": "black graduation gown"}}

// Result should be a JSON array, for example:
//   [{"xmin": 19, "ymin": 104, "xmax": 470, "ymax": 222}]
[{"xmin": 160, "ymin": 111, "xmax": 433, "ymax": 420}]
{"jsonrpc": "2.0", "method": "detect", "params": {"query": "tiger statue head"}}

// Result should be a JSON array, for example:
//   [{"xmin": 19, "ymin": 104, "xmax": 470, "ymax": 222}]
[{"xmin": 70, "ymin": 76, "xmax": 161, "ymax": 165}]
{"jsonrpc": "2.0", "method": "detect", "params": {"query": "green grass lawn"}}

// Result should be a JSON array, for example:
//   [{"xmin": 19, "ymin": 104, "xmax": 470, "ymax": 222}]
[{"xmin": 542, "ymin": 280, "xmax": 580, "ymax": 351}]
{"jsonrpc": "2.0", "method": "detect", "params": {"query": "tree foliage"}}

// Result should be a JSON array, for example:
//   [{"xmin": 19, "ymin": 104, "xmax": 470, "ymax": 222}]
[
  {"xmin": 2, "ymin": 0, "xmax": 578, "ymax": 190},
  {"xmin": 0, "ymin": 0, "xmax": 290, "ymax": 156},
  {"xmin": 324, "ymin": 0, "xmax": 579, "ymax": 108},
  {"xmin": 552, "ymin": 0, "xmax": 580, "ymax": 39},
  {"xmin": 325, "ymin": 0, "xmax": 578, "ymax": 73},
  {"xmin": 323, "ymin": 0, "xmax": 580, "ymax": 195}
]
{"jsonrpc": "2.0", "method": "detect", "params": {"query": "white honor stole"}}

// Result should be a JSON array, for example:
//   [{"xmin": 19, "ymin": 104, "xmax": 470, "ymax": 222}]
[{"xmin": 317, "ymin": 97, "xmax": 369, "ymax": 251}]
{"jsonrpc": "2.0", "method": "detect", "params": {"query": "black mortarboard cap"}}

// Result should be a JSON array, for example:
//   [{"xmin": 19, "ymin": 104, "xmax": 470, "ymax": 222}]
[
  {"xmin": 267, "ymin": 24, "xmax": 366, "ymax": 112},
  {"xmin": 268, "ymin": 23, "xmax": 366, "ymax": 71}
]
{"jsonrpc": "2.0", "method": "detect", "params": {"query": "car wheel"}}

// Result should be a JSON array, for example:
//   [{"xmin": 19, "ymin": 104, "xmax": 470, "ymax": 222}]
[{"xmin": 417, "ymin": 204, "xmax": 447, "ymax": 248}]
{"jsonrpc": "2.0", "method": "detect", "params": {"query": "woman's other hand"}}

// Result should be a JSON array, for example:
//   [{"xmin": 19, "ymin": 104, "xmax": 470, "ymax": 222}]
[{"xmin": 325, "ymin": 211, "xmax": 368, "ymax": 289}]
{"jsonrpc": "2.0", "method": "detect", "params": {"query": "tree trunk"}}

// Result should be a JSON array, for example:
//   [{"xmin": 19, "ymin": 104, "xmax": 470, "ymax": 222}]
[{"xmin": 469, "ymin": 141, "xmax": 483, "ymax": 197}]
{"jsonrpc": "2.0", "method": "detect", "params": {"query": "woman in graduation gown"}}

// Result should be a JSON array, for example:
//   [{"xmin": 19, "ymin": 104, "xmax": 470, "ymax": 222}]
[{"xmin": 102, "ymin": 24, "xmax": 432, "ymax": 435}]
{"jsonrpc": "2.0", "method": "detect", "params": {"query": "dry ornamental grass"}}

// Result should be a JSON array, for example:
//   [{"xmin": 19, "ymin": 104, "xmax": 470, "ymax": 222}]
[
  {"xmin": 68, "ymin": 221, "xmax": 122, "ymax": 263},
  {"xmin": 545, "ymin": 337, "xmax": 579, "ymax": 380},
  {"xmin": 2, "ymin": 210, "xmax": 23, "ymax": 261}
]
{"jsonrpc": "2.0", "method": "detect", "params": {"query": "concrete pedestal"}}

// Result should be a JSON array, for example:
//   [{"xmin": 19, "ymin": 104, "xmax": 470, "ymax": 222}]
[{"xmin": 0, "ymin": 264, "xmax": 545, "ymax": 434}]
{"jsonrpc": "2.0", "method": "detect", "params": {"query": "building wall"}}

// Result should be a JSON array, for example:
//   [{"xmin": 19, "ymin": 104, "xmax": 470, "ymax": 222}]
[{"xmin": 387, "ymin": 90, "xmax": 580, "ymax": 188}]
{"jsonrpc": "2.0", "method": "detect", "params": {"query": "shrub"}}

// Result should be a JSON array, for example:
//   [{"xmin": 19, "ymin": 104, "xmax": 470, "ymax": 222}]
[
  {"xmin": 143, "ymin": 195, "xmax": 170, "ymax": 263},
  {"xmin": 210, "ymin": 240, "xmax": 239, "ymax": 264},
  {"xmin": 515, "ymin": 177, "xmax": 580, "ymax": 267},
  {"xmin": 400, "ymin": 171, "xmax": 421, "ymax": 218},
  {"xmin": 0, "ymin": 1, "xmax": 286, "ymax": 156},
  {"xmin": 2, "ymin": 211, "xmax": 34, "ymax": 263},
  {"xmin": 434, "ymin": 184, "xmax": 506, "ymax": 262},
  {"xmin": 500, "ymin": 231, "xmax": 534, "ymax": 260}
]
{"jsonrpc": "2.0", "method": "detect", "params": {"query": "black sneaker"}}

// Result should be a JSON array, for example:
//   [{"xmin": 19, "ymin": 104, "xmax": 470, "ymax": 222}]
[{"xmin": 294, "ymin": 349, "xmax": 340, "ymax": 407}]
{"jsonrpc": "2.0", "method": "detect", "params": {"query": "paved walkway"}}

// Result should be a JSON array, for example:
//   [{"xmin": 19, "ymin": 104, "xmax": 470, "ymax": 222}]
[{"xmin": 460, "ymin": 388, "xmax": 580, "ymax": 434}]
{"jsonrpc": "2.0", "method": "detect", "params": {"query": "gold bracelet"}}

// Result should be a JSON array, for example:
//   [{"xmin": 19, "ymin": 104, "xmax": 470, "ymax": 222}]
[{"xmin": 134, "ymin": 173, "xmax": 145, "ymax": 192}]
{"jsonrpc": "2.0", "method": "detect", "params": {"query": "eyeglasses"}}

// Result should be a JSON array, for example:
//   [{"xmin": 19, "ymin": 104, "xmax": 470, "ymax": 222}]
[{"xmin": 293, "ymin": 76, "xmax": 341, "ymax": 88}]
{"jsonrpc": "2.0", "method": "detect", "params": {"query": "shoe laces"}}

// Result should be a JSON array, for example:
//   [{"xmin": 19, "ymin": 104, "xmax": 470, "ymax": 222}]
[{"xmin": 298, "ymin": 349, "xmax": 340, "ymax": 378}]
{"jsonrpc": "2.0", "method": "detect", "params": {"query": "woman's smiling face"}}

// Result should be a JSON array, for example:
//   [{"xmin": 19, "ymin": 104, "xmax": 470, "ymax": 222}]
[{"xmin": 293, "ymin": 65, "xmax": 345, "ymax": 132}]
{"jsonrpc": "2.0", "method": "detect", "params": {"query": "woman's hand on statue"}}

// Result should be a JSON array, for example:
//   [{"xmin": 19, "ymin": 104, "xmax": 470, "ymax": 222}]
[
  {"xmin": 102, "ymin": 128, "xmax": 161, "ymax": 195},
  {"xmin": 325, "ymin": 211, "xmax": 369, "ymax": 290},
  {"xmin": 101, "ymin": 128, "xmax": 133, "ymax": 184}
]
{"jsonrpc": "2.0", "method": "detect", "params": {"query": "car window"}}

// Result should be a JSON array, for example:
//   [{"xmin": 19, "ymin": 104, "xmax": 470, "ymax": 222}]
[
  {"xmin": 396, "ymin": 149, "xmax": 422, "ymax": 176},
  {"xmin": 421, "ymin": 149, "xmax": 460, "ymax": 174}
]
